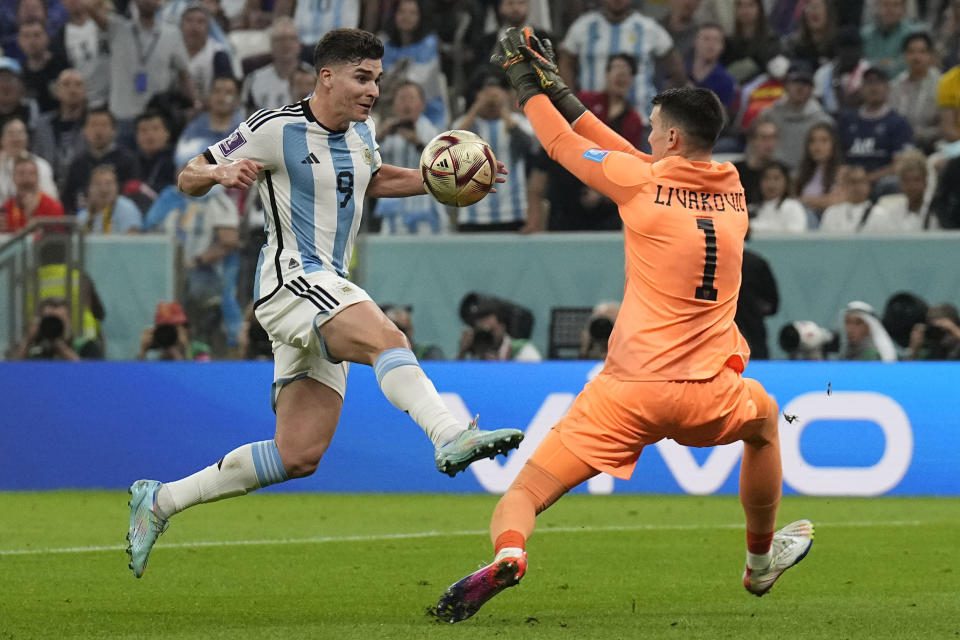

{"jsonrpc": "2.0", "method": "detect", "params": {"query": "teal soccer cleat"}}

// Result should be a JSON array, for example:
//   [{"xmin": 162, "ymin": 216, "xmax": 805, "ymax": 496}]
[
  {"xmin": 435, "ymin": 416, "xmax": 524, "ymax": 477},
  {"xmin": 126, "ymin": 479, "xmax": 169, "ymax": 578}
]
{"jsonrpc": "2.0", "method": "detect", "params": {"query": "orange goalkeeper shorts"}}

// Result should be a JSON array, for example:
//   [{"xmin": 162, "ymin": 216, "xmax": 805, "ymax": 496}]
[{"xmin": 554, "ymin": 367, "xmax": 773, "ymax": 480}]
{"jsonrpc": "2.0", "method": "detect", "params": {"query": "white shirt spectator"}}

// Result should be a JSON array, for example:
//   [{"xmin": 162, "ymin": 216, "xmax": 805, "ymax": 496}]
[
  {"xmin": 862, "ymin": 193, "xmax": 939, "ymax": 232},
  {"xmin": 242, "ymin": 65, "xmax": 292, "ymax": 113},
  {"xmin": 77, "ymin": 194, "xmax": 143, "ymax": 234},
  {"xmin": 61, "ymin": 18, "xmax": 110, "ymax": 108},
  {"xmin": 751, "ymin": 197, "xmax": 809, "ymax": 233},
  {"xmin": 820, "ymin": 200, "xmax": 873, "ymax": 232},
  {"xmin": 561, "ymin": 10, "xmax": 673, "ymax": 116},
  {"xmin": 294, "ymin": 0, "xmax": 360, "ymax": 47},
  {"xmin": 0, "ymin": 153, "xmax": 58, "ymax": 202}
]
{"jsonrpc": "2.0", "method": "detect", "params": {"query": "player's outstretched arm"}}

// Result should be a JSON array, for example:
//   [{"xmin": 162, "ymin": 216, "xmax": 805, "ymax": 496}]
[
  {"xmin": 177, "ymin": 155, "xmax": 263, "ymax": 197},
  {"xmin": 367, "ymin": 164, "xmax": 427, "ymax": 198},
  {"xmin": 523, "ymin": 95, "xmax": 643, "ymax": 205}
]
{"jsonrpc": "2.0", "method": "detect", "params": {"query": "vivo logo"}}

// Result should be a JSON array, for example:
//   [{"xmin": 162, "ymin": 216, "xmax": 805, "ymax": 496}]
[{"xmin": 441, "ymin": 391, "xmax": 913, "ymax": 497}]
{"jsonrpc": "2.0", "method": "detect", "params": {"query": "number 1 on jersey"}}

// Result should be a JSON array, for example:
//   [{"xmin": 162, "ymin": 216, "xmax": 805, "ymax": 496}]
[{"xmin": 695, "ymin": 217, "xmax": 718, "ymax": 301}]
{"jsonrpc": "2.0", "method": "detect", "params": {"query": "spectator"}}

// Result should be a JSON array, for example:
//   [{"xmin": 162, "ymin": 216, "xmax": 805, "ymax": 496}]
[
  {"xmin": 686, "ymin": 23, "xmax": 736, "ymax": 110},
  {"xmin": 578, "ymin": 301, "xmax": 619, "ymax": 360},
  {"xmin": 578, "ymin": 54, "xmax": 646, "ymax": 150},
  {"xmin": 760, "ymin": 60, "xmax": 834, "ymax": 171},
  {"xmin": 929, "ymin": 152, "xmax": 960, "ymax": 227},
  {"xmin": 0, "ymin": 58, "xmax": 40, "ymax": 132},
  {"xmin": 936, "ymin": 0, "xmax": 960, "ymax": 70},
  {"xmin": 61, "ymin": 108, "xmax": 140, "ymax": 214},
  {"xmin": 734, "ymin": 118, "xmax": 779, "ymax": 207},
  {"xmin": 242, "ymin": 17, "xmax": 300, "ymax": 113},
  {"xmin": 560, "ymin": 0, "xmax": 685, "ymax": 119},
  {"xmin": 474, "ymin": 0, "xmax": 549, "ymax": 70},
  {"xmin": 720, "ymin": 0, "xmax": 781, "ymax": 84},
  {"xmin": 906, "ymin": 302, "xmax": 960, "ymax": 360},
  {"xmin": 861, "ymin": 0, "xmax": 917, "ymax": 77},
  {"xmin": 380, "ymin": 0, "xmax": 448, "ymax": 127},
  {"xmin": 840, "ymin": 300, "xmax": 898, "ymax": 361},
  {"xmin": 453, "ymin": 68, "xmax": 536, "ymax": 233},
  {"xmin": 736, "ymin": 235, "xmax": 779, "ymax": 360},
  {"xmin": 528, "ymin": 144, "xmax": 622, "ymax": 232},
  {"xmin": 731, "ymin": 54, "xmax": 788, "ymax": 138},
  {"xmin": 143, "ymin": 186, "xmax": 240, "ymax": 353},
  {"xmin": 937, "ymin": 52, "xmax": 960, "ymax": 142},
  {"xmin": 660, "ymin": 0, "xmax": 703, "ymax": 61},
  {"xmin": 18, "ymin": 19, "xmax": 69, "ymax": 114},
  {"xmin": 820, "ymin": 165, "xmax": 874, "ymax": 231},
  {"xmin": 382, "ymin": 303, "xmax": 445, "ymax": 360},
  {"xmin": 0, "ymin": 118, "xmax": 58, "ymax": 203},
  {"xmin": 176, "ymin": 75, "xmax": 245, "ymax": 170},
  {"xmin": 890, "ymin": 32, "xmax": 942, "ymax": 152},
  {"xmin": 52, "ymin": 0, "xmax": 110, "ymax": 109},
  {"xmin": 863, "ymin": 150, "xmax": 938, "ymax": 231},
  {"xmin": 1, "ymin": 153, "xmax": 64, "ymax": 232},
  {"xmin": 457, "ymin": 300, "xmax": 542, "ymax": 362},
  {"xmin": 881, "ymin": 290, "xmax": 928, "ymax": 351},
  {"xmin": 13, "ymin": 296, "xmax": 102, "ymax": 360},
  {"xmin": 180, "ymin": 4, "xmax": 236, "ymax": 105},
  {"xmin": 812, "ymin": 25, "xmax": 870, "ymax": 115},
  {"xmin": 137, "ymin": 300, "xmax": 212, "ymax": 361},
  {"xmin": 750, "ymin": 161, "xmax": 810, "ymax": 233},
  {"xmin": 795, "ymin": 122, "xmax": 845, "ymax": 220},
  {"xmin": 836, "ymin": 66, "xmax": 913, "ymax": 189},
  {"xmin": 76, "ymin": 164, "xmax": 142, "ymax": 234},
  {"xmin": 278, "ymin": 0, "xmax": 378, "ymax": 49},
  {"xmin": 30, "ymin": 69, "xmax": 88, "ymax": 189},
  {"xmin": 784, "ymin": 0, "xmax": 837, "ymax": 70},
  {"xmin": 87, "ymin": 0, "xmax": 195, "ymax": 148},
  {"xmin": 133, "ymin": 110, "xmax": 176, "ymax": 198},
  {"xmin": 237, "ymin": 302, "xmax": 273, "ymax": 361},
  {"xmin": 374, "ymin": 80, "xmax": 447, "ymax": 235},
  {"xmin": 289, "ymin": 63, "xmax": 316, "ymax": 102}
]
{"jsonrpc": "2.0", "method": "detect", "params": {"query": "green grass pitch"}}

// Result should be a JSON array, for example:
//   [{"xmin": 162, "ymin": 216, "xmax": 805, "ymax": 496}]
[{"xmin": 1, "ymin": 492, "xmax": 958, "ymax": 639}]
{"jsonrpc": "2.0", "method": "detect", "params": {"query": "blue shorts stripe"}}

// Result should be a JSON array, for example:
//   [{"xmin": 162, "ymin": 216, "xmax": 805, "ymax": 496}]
[{"xmin": 373, "ymin": 347, "xmax": 419, "ymax": 383}]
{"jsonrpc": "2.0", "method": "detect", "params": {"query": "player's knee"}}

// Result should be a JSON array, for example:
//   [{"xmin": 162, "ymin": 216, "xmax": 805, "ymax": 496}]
[
  {"xmin": 282, "ymin": 442, "xmax": 329, "ymax": 478},
  {"xmin": 746, "ymin": 402, "xmax": 780, "ymax": 448}
]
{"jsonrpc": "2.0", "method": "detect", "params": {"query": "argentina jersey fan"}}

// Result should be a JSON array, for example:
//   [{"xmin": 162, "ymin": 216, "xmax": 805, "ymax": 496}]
[{"xmin": 204, "ymin": 100, "xmax": 382, "ymax": 307}]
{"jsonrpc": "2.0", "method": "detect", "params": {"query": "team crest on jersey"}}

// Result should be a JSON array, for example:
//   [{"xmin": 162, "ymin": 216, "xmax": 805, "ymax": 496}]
[
  {"xmin": 362, "ymin": 146, "xmax": 374, "ymax": 166},
  {"xmin": 338, "ymin": 284, "xmax": 354, "ymax": 294},
  {"xmin": 219, "ymin": 130, "xmax": 246, "ymax": 156},
  {"xmin": 583, "ymin": 148, "xmax": 610, "ymax": 163}
]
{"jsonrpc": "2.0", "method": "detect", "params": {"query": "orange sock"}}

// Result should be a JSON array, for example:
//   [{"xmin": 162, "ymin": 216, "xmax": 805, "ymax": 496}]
[
  {"xmin": 495, "ymin": 530, "xmax": 526, "ymax": 555},
  {"xmin": 747, "ymin": 529, "xmax": 774, "ymax": 554}
]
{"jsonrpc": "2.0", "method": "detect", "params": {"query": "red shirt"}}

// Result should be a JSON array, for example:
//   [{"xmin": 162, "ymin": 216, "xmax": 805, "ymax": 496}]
[
  {"xmin": 3, "ymin": 193, "xmax": 65, "ymax": 232},
  {"xmin": 578, "ymin": 91, "xmax": 647, "ymax": 150}
]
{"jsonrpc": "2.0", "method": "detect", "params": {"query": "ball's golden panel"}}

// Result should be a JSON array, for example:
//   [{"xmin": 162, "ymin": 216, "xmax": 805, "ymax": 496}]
[{"xmin": 420, "ymin": 130, "xmax": 498, "ymax": 207}]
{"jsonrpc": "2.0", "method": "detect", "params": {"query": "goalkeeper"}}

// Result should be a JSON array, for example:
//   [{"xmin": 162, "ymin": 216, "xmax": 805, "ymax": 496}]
[{"xmin": 435, "ymin": 27, "xmax": 814, "ymax": 623}]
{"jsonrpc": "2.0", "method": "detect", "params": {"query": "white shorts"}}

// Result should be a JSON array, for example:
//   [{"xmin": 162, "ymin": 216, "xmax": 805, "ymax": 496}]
[{"xmin": 254, "ymin": 265, "xmax": 373, "ymax": 407}]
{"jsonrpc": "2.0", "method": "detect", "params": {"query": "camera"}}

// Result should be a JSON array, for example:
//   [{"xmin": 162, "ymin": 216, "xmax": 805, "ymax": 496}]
[
  {"xmin": 151, "ymin": 324, "xmax": 180, "ymax": 349},
  {"xmin": 37, "ymin": 315, "xmax": 65, "ymax": 341},
  {"xmin": 778, "ymin": 321, "xmax": 840, "ymax": 360},
  {"xmin": 469, "ymin": 327, "xmax": 498, "ymax": 356},
  {"xmin": 588, "ymin": 316, "xmax": 614, "ymax": 344},
  {"xmin": 459, "ymin": 292, "xmax": 533, "ymax": 340}
]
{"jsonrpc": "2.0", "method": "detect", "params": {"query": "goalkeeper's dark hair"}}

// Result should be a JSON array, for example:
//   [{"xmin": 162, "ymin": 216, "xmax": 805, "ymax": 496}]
[
  {"xmin": 650, "ymin": 87, "xmax": 726, "ymax": 151},
  {"xmin": 313, "ymin": 28, "xmax": 384, "ymax": 73}
]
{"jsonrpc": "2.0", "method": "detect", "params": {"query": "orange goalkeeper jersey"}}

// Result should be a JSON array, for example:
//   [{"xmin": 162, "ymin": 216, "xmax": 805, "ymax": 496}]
[{"xmin": 523, "ymin": 95, "xmax": 750, "ymax": 381}]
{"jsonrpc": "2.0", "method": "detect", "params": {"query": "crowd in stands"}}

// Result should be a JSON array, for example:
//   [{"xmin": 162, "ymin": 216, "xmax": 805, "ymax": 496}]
[{"xmin": 3, "ymin": 0, "xmax": 960, "ymax": 360}]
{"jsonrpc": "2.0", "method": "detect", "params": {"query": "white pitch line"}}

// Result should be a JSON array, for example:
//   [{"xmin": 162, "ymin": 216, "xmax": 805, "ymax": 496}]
[{"xmin": 0, "ymin": 520, "xmax": 922, "ymax": 557}]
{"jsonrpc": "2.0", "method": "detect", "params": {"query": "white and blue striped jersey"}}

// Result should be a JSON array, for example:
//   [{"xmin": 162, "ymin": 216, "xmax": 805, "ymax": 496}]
[
  {"xmin": 561, "ymin": 10, "xmax": 673, "ymax": 116},
  {"xmin": 452, "ymin": 115, "xmax": 535, "ymax": 226},
  {"xmin": 205, "ymin": 100, "xmax": 381, "ymax": 304},
  {"xmin": 294, "ymin": 0, "xmax": 360, "ymax": 46}
]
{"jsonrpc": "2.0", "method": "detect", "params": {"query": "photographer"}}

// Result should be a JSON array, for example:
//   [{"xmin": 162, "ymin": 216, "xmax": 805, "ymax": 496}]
[
  {"xmin": 906, "ymin": 303, "xmax": 960, "ymax": 360},
  {"xmin": 137, "ymin": 301, "xmax": 211, "ymax": 361},
  {"xmin": 457, "ymin": 301, "xmax": 541, "ymax": 362},
  {"xmin": 579, "ymin": 301, "xmax": 619, "ymax": 360},
  {"xmin": 14, "ymin": 297, "xmax": 103, "ymax": 360}
]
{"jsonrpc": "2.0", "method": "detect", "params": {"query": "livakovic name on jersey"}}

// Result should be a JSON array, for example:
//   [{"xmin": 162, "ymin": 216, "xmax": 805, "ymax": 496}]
[{"xmin": 653, "ymin": 185, "xmax": 746, "ymax": 213}]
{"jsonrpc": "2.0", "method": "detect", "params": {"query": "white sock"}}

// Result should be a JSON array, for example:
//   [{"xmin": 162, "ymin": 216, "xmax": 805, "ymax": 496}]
[
  {"xmin": 374, "ymin": 348, "xmax": 463, "ymax": 448},
  {"xmin": 155, "ymin": 440, "xmax": 289, "ymax": 519},
  {"xmin": 746, "ymin": 549, "xmax": 773, "ymax": 570},
  {"xmin": 495, "ymin": 546, "xmax": 524, "ymax": 562}
]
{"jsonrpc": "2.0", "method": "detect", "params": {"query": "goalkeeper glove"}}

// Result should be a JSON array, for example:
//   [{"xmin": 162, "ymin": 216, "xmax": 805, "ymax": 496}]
[
  {"xmin": 517, "ymin": 27, "xmax": 586, "ymax": 123},
  {"xmin": 491, "ymin": 28, "xmax": 543, "ymax": 107}
]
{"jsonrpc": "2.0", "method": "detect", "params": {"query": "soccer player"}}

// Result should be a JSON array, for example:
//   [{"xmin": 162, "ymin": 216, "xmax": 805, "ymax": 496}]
[
  {"xmin": 125, "ymin": 28, "xmax": 524, "ymax": 578},
  {"xmin": 435, "ymin": 28, "xmax": 814, "ymax": 622}
]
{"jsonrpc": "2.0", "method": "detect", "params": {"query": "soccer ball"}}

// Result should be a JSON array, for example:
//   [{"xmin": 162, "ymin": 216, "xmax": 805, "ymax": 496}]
[{"xmin": 420, "ymin": 130, "xmax": 497, "ymax": 207}]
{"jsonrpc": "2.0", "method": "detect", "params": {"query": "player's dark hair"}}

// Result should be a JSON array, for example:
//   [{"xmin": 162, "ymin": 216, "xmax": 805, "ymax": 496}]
[
  {"xmin": 135, "ymin": 109, "xmax": 169, "ymax": 130},
  {"xmin": 650, "ymin": 87, "xmax": 725, "ymax": 151},
  {"xmin": 313, "ymin": 28, "xmax": 384, "ymax": 73},
  {"xmin": 606, "ymin": 52, "xmax": 637, "ymax": 76},
  {"xmin": 902, "ymin": 31, "xmax": 932, "ymax": 53}
]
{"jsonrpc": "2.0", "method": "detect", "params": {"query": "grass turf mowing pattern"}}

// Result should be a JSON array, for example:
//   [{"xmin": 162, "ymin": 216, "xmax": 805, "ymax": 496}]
[{"xmin": 0, "ymin": 493, "xmax": 958, "ymax": 639}]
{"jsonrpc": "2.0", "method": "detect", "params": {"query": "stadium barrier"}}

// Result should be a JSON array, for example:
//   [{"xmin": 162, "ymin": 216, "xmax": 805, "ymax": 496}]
[{"xmin": 2, "ymin": 361, "xmax": 957, "ymax": 495}]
